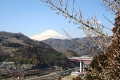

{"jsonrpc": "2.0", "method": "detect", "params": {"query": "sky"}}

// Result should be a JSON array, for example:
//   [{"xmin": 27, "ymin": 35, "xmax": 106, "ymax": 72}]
[{"xmin": 0, "ymin": 0, "xmax": 115, "ymax": 38}]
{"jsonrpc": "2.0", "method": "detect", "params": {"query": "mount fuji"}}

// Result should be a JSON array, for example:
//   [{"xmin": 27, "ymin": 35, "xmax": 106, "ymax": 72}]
[{"xmin": 30, "ymin": 30, "xmax": 67, "ymax": 41}]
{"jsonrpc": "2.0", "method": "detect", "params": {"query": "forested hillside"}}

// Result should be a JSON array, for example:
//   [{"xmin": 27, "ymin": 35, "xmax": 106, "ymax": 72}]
[{"xmin": 0, "ymin": 31, "xmax": 73, "ymax": 69}]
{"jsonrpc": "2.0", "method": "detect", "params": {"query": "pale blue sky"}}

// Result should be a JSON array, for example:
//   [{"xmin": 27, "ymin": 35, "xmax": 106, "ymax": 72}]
[{"xmin": 0, "ymin": 0, "xmax": 115, "ymax": 38}]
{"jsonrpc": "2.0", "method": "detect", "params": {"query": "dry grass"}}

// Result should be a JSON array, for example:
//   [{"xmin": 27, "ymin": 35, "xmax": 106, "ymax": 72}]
[{"xmin": 62, "ymin": 75, "xmax": 76, "ymax": 80}]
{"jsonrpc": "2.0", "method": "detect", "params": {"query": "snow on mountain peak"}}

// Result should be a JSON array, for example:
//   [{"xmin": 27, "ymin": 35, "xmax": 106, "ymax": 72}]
[{"xmin": 30, "ymin": 30, "xmax": 67, "ymax": 41}]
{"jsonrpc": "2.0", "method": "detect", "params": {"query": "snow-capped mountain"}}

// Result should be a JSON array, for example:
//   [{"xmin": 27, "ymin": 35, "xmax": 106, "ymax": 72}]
[{"xmin": 30, "ymin": 30, "xmax": 67, "ymax": 41}]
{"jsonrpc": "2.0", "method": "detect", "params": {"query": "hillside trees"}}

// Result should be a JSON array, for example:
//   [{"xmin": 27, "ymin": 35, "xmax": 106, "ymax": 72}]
[
  {"xmin": 0, "ymin": 52, "xmax": 9, "ymax": 62},
  {"xmin": 40, "ymin": 0, "xmax": 120, "ymax": 79},
  {"xmin": 10, "ymin": 46, "xmax": 70, "ymax": 69}
]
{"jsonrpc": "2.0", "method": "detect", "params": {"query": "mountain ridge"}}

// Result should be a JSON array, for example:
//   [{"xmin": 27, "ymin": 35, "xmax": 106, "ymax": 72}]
[
  {"xmin": 0, "ymin": 31, "xmax": 74, "ymax": 69},
  {"xmin": 43, "ymin": 37, "xmax": 109, "ymax": 56}
]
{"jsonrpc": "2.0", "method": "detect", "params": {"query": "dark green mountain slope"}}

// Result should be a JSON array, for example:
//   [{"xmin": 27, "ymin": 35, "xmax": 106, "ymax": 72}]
[{"xmin": 0, "ymin": 31, "xmax": 73, "ymax": 69}]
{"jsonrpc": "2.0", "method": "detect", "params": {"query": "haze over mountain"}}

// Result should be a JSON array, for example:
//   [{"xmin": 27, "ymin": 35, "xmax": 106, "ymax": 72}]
[{"xmin": 30, "ymin": 30, "xmax": 67, "ymax": 41}]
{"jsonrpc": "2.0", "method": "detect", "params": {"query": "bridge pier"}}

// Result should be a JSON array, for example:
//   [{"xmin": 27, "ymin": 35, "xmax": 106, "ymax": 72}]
[{"xmin": 79, "ymin": 61, "xmax": 82, "ymax": 73}]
